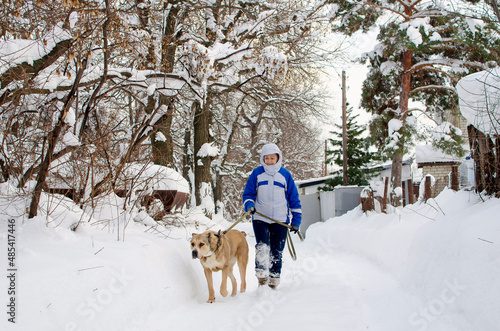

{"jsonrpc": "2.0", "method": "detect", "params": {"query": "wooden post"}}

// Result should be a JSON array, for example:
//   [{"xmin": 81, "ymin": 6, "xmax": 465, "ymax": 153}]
[
  {"xmin": 382, "ymin": 177, "xmax": 389, "ymax": 213},
  {"xmin": 407, "ymin": 179, "xmax": 414, "ymax": 204},
  {"xmin": 486, "ymin": 136, "xmax": 497, "ymax": 194},
  {"xmin": 468, "ymin": 125, "xmax": 482, "ymax": 192},
  {"xmin": 361, "ymin": 188, "xmax": 375, "ymax": 212},
  {"xmin": 451, "ymin": 165, "xmax": 459, "ymax": 191},
  {"xmin": 402, "ymin": 180, "xmax": 407, "ymax": 207},
  {"xmin": 424, "ymin": 176, "xmax": 432, "ymax": 202}
]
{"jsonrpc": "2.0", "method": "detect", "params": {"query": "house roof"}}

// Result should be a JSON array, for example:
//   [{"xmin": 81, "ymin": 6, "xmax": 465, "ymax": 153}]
[
  {"xmin": 369, "ymin": 157, "xmax": 413, "ymax": 171},
  {"xmin": 457, "ymin": 68, "xmax": 500, "ymax": 136},
  {"xmin": 415, "ymin": 145, "xmax": 462, "ymax": 165},
  {"xmin": 296, "ymin": 175, "xmax": 337, "ymax": 188}
]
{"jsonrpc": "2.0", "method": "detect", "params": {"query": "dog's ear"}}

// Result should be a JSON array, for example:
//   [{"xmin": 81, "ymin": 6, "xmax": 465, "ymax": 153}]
[
  {"xmin": 192, "ymin": 233, "xmax": 197, "ymax": 238},
  {"xmin": 207, "ymin": 232, "xmax": 218, "ymax": 250}
]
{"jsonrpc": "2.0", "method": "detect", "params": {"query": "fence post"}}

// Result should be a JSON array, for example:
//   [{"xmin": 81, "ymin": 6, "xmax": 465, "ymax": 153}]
[
  {"xmin": 451, "ymin": 165, "xmax": 459, "ymax": 191},
  {"xmin": 424, "ymin": 175, "xmax": 432, "ymax": 202},
  {"xmin": 402, "ymin": 180, "xmax": 407, "ymax": 207},
  {"xmin": 382, "ymin": 177, "xmax": 389, "ymax": 213},
  {"xmin": 407, "ymin": 179, "xmax": 414, "ymax": 204},
  {"xmin": 361, "ymin": 188, "xmax": 374, "ymax": 212}
]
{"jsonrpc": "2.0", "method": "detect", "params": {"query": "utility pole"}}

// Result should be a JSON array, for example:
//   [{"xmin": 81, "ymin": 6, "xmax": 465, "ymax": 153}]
[
  {"xmin": 324, "ymin": 139, "xmax": 328, "ymax": 176},
  {"xmin": 342, "ymin": 70, "xmax": 348, "ymax": 185}
]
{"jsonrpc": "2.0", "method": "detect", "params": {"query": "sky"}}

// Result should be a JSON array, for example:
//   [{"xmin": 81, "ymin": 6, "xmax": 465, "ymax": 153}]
[{"xmin": 321, "ymin": 29, "xmax": 379, "ymax": 138}]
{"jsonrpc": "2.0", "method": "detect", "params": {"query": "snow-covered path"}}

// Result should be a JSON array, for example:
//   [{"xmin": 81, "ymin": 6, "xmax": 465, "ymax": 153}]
[{"xmin": 137, "ymin": 226, "xmax": 426, "ymax": 331}]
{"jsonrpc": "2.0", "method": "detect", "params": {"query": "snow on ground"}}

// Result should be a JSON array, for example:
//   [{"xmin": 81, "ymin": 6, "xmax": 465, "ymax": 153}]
[{"xmin": 1, "ymin": 186, "xmax": 500, "ymax": 331}]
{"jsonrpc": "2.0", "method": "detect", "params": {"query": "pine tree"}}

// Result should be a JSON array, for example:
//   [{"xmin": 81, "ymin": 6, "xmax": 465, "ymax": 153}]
[
  {"xmin": 320, "ymin": 107, "xmax": 378, "ymax": 191},
  {"xmin": 327, "ymin": 0, "xmax": 500, "ymax": 203}
]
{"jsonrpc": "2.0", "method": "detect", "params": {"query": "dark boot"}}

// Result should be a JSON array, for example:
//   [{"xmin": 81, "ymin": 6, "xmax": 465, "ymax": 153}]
[
  {"xmin": 258, "ymin": 277, "xmax": 269, "ymax": 286},
  {"xmin": 268, "ymin": 277, "xmax": 280, "ymax": 289}
]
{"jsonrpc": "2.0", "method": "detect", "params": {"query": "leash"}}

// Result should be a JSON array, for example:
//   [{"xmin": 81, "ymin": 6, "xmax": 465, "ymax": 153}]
[
  {"xmin": 213, "ymin": 211, "xmax": 250, "ymax": 253},
  {"xmin": 218, "ymin": 210, "xmax": 303, "ymax": 261},
  {"xmin": 214, "ymin": 210, "xmax": 251, "ymax": 243},
  {"xmin": 287, "ymin": 231, "xmax": 297, "ymax": 261},
  {"xmin": 254, "ymin": 211, "xmax": 304, "ymax": 240},
  {"xmin": 220, "ymin": 210, "xmax": 251, "ymax": 235}
]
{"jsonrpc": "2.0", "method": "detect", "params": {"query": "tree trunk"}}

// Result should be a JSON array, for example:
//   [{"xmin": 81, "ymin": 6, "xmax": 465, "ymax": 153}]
[
  {"xmin": 389, "ymin": 4, "xmax": 414, "ymax": 206},
  {"xmin": 390, "ymin": 152, "xmax": 403, "ymax": 198},
  {"xmin": 391, "ymin": 46, "xmax": 413, "ymax": 206},
  {"xmin": 152, "ymin": 95, "xmax": 174, "ymax": 166},
  {"xmin": 193, "ymin": 98, "xmax": 214, "ymax": 207},
  {"xmin": 243, "ymin": 102, "xmax": 266, "ymax": 161},
  {"xmin": 182, "ymin": 128, "xmax": 192, "ymax": 207},
  {"xmin": 150, "ymin": 2, "xmax": 181, "ymax": 167},
  {"xmin": 136, "ymin": 0, "xmax": 179, "ymax": 168},
  {"xmin": 214, "ymin": 171, "xmax": 223, "ymax": 214}
]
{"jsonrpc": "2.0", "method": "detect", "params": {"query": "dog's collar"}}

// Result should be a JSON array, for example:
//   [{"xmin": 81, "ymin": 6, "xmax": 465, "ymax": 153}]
[
  {"xmin": 202, "ymin": 230, "xmax": 225, "ymax": 259},
  {"xmin": 214, "ymin": 229, "xmax": 225, "ymax": 250}
]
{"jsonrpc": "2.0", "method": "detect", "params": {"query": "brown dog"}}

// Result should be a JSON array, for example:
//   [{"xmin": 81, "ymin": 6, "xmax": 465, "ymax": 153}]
[{"xmin": 191, "ymin": 229, "xmax": 249, "ymax": 303}]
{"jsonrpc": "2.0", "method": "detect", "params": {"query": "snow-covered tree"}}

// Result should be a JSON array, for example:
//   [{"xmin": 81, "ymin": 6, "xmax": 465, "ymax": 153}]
[
  {"xmin": 328, "ymin": 0, "xmax": 500, "ymax": 205},
  {"xmin": 174, "ymin": 0, "xmax": 338, "ymax": 212},
  {"xmin": 0, "ymin": 1, "xmax": 191, "ymax": 216},
  {"xmin": 0, "ymin": 0, "xmax": 339, "ymax": 219}
]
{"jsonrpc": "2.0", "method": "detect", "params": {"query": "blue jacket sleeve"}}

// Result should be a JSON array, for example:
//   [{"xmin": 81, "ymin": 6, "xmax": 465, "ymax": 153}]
[
  {"xmin": 286, "ymin": 172, "xmax": 302, "ymax": 227},
  {"xmin": 242, "ymin": 170, "xmax": 257, "ymax": 212}
]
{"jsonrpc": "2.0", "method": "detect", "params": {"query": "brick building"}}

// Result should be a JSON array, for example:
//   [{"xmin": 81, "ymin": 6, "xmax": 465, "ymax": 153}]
[{"xmin": 415, "ymin": 145, "xmax": 463, "ymax": 198}]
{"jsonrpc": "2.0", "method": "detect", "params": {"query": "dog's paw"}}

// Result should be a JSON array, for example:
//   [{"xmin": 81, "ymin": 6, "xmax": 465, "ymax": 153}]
[
  {"xmin": 220, "ymin": 288, "xmax": 228, "ymax": 297},
  {"xmin": 207, "ymin": 298, "xmax": 215, "ymax": 303}
]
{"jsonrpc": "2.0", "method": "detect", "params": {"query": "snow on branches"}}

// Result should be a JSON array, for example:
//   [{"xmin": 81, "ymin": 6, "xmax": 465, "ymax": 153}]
[{"xmin": 255, "ymin": 46, "xmax": 288, "ymax": 80}]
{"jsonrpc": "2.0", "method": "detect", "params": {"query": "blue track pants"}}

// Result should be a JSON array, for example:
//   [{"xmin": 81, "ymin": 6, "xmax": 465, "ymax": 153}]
[{"xmin": 252, "ymin": 219, "xmax": 288, "ymax": 278}]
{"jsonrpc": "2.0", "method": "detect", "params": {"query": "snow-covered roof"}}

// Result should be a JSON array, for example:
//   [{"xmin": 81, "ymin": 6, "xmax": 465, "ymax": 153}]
[
  {"xmin": 368, "ymin": 156, "xmax": 413, "ymax": 170},
  {"xmin": 120, "ymin": 163, "xmax": 190, "ymax": 193},
  {"xmin": 296, "ymin": 175, "xmax": 337, "ymax": 188},
  {"xmin": 415, "ymin": 145, "xmax": 461, "ymax": 164},
  {"xmin": 456, "ymin": 68, "xmax": 500, "ymax": 136}
]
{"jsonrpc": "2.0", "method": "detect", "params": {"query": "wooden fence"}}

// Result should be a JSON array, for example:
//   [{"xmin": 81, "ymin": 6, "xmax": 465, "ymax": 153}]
[
  {"xmin": 361, "ymin": 176, "xmax": 433, "ymax": 213},
  {"xmin": 468, "ymin": 125, "xmax": 500, "ymax": 196}
]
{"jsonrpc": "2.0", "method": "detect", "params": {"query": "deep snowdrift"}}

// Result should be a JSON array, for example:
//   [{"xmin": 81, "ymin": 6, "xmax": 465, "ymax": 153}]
[{"xmin": 306, "ymin": 188, "xmax": 500, "ymax": 330}]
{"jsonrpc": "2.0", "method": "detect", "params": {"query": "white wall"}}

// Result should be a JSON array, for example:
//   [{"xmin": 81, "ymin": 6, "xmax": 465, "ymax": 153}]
[{"xmin": 298, "ymin": 186, "xmax": 364, "ymax": 237}]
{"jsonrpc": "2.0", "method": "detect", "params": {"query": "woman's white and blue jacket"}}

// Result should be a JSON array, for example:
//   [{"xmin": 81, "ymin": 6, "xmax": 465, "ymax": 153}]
[{"xmin": 242, "ymin": 143, "xmax": 302, "ymax": 227}]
